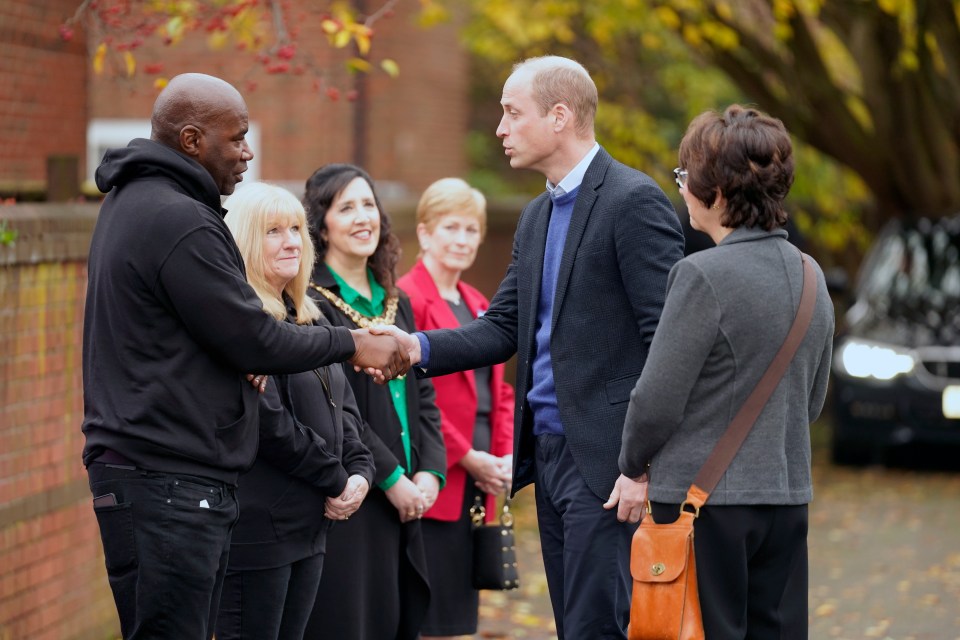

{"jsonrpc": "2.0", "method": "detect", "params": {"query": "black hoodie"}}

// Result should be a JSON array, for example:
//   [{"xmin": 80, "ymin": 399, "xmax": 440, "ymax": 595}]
[{"xmin": 82, "ymin": 139, "xmax": 356, "ymax": 483}]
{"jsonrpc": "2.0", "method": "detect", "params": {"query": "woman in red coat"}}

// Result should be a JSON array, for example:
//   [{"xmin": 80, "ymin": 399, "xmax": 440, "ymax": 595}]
[{"xmin": 397, "ymin": 178, "xmax": 515, "ymax": 639}]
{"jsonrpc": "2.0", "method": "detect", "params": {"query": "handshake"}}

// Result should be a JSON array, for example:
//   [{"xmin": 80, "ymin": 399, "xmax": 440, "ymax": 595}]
[{"xmin": 348, "ymin": 325, "xmax": 422, "ymax": 383}]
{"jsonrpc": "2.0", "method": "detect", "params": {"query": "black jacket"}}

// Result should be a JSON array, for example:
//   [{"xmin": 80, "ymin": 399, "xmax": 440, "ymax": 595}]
[
  {"xmin": 228, "ymin": 311, "xmax": 375, "ymax": 570},
  {"xmin": 82, "ymin": 139, "xmax": 357, "ymax": 482},
  {"xmin": 309, "ymin": 265, "xmax": 446, "ymax": 483}
]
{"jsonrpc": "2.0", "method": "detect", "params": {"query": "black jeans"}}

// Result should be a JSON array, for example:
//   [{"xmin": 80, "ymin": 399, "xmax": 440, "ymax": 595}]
[
  {"xmin": 87, "ymin": 463, "xmax": 239, "ymax": 640},
  {"xmin": 215, "ymin": 553, "xmax": 325, "ymax": 640}
]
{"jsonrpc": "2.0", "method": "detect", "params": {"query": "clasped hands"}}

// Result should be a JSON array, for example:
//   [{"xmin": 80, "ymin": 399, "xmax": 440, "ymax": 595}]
[
  {"xmin": 325, "ymin": 474, "xmax": 370, "ymax": 521},
  {"xmin": 348, "ymin": 327, "xmax": 420, "ymax": 384},
  {"xmin": 386, "ymin": 472, "xmax": 440, "ymax": 523},
  {"xmin": 462, "ymin": 450, "xmax": 512, "ymax": 496}
]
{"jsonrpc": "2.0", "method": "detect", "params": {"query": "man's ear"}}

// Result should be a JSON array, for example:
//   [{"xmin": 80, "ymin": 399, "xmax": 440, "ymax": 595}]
[
  {"xmin": 551, "ymin": 104, "xmax": 572, "ymax": 132},
  {"xmin": 180, "ymin": 126, "xmax": 202, "ymax": 157}
]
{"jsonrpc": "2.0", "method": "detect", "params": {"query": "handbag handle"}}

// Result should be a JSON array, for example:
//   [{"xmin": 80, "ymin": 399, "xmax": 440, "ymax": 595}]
[
  {"xmin": 470, "ymin": 495, "xmax": 515, "ymax": 527},
  {"xmin": 687, "ymin": 253, "xmax": 818, "ymax": 507}
]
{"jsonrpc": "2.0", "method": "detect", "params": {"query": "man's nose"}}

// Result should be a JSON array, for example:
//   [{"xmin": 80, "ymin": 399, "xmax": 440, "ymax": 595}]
[
  {"xmin": 496, "ymin": 118, "xmax": 507, "ymax": 138},
  {"xmin": 242, "ymin": 141, "xmax": 254, "ymax": 161}
]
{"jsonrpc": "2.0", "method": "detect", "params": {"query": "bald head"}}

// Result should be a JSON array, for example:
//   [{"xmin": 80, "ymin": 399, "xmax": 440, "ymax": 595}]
[
  {"xmin": 151, "ymin": 73, "xmax": 245, "ymax": 148},
  {"xmin": 510, "ymin": 56, "xmax": 597, "ymax": 138},
  {"xmin": 150, "ymin": 73, "xmax": 254, "ymax": 195}
]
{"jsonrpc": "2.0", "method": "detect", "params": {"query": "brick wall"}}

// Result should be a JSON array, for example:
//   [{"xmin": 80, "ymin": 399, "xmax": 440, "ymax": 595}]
[
  {"xmin": 0, "ymin": 1, "xmax": 87, "ymax": 196},
  {"xmin": 0, "ymin": 204, "xmax": 117, "ymax": 640},
  {"xmin": 87, "ymin": 0, "xmax": 469, "ymax": 196}
]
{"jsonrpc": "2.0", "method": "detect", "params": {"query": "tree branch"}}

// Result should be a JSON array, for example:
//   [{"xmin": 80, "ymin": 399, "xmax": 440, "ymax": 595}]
[
  {"xmin": 365, "ymin": 0, "xmax": 404, "ymax": 26},
  {"xmin": 66, "ymin": 0, "xmax": 93, "ymax": 26},
  {"xmin": 270, "ymin": 0, "xmax": 290, "ymax": 45}
]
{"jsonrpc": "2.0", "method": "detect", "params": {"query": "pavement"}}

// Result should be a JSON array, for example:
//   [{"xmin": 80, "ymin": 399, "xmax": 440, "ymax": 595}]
[{"xmin": 475, "ymin": 420, "xmax": 960, "ymax": 639}]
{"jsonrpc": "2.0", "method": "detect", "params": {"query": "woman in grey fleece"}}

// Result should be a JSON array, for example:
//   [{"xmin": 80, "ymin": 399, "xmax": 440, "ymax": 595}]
[{"xmin": 619, "ymin": 105, "xmax": 835, "ymax": 639}]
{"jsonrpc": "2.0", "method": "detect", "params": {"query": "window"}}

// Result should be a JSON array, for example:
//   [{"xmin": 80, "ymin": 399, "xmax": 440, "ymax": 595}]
[{"xmin": 86, "ymin": 119, "xmax": 260, "ymax": 186}]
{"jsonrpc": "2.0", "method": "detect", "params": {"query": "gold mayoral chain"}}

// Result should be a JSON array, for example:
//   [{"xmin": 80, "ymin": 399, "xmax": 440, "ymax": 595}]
[{"xmin": 309, "ymin": 283, "xmax": 399, "ymax": 329}]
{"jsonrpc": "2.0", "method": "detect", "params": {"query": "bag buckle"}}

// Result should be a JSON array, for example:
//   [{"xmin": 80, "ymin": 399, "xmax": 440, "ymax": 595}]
[
  {"xmin": 500, "ymin": 501, "xmax": 514, "ymax": 527},
  {"xmin": 470, "ymin": 496, "xmax": 486, "ymax": 527}
]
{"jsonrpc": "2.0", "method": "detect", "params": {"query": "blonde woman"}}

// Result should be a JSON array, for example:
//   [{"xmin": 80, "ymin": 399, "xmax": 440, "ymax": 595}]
[
  {"xmin": 215, "ymin": 182, "xmax": 374, "ymax": 640},
  {"xmin": 397, "ymin": 178, "xmax": 514, "ymax": 639}
]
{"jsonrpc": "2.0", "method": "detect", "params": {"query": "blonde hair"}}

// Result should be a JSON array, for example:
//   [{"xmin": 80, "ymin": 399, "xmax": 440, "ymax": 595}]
[
  {"xmin": 416, "ymin": 177, "xmax": 487, "ymax": 237},
  {"xmin": 513, "ymin": 56, "xmax": 597, "ymax": 138},
  {"xmin": 223, "ymin": 182, "xmax": 321, "ymax": 324}
]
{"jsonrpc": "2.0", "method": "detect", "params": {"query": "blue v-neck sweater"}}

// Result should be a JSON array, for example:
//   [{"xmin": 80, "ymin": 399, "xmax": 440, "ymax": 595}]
[{"xmin": 529, "ymin": 186, "xmax": 579, "ymax": 436}]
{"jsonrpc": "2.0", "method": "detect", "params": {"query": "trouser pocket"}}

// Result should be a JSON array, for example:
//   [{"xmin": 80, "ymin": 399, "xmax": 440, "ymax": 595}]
[{"xmin": 93, "ymin": 500, "xmax": 138, "ymax": 573}]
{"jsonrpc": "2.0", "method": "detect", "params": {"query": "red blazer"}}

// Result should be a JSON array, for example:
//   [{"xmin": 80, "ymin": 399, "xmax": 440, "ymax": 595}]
[{"xmin": 398, "ymin": 260, "xmax": 515, "ymax": 522}]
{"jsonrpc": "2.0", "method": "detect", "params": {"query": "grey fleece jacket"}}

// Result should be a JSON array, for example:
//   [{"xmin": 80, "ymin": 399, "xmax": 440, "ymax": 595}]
[{"xmin": 619, "ymin": 226, "xmax": 834, "ymax": 505}]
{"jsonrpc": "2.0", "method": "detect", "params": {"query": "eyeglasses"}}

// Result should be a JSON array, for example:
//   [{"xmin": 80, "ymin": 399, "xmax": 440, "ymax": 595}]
[{"xmin": 673, "ymin": 168, "xmax": 688, "ymax": 189}]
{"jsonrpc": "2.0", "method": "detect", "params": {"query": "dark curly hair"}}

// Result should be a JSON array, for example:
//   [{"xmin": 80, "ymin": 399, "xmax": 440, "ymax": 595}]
[
  {"xmin": 302, "ymin": 163, "xmax": 401, "ymax": 294},
  {"xmin": 678, "ymin": 104, "xmax": 794, "ymax": 231}
]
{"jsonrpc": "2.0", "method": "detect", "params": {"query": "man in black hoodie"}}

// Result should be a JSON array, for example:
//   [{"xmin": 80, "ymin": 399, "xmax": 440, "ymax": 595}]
[{"xmin": 82, "ymin": 73, "xmax": 408, "ymax": 639}]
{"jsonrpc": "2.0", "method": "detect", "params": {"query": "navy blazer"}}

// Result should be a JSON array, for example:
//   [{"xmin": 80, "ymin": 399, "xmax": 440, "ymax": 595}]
[{"xmin": 421, "ymin": 147, "xmax": 684, "ymax": 499}]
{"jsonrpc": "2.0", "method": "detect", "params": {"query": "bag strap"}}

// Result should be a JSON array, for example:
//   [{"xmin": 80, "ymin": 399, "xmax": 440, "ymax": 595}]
[
  {"xmin": 470, "ymin": 494, "xmax": 515, "ymax": 527},
  {"xmin": 688, "ymin": 253, "xmax": 818, "ymax": 505}
]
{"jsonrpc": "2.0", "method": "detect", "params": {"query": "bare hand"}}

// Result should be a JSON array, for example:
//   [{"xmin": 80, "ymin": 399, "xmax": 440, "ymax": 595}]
[
  {"xmin": 412, "ymin": 471, "xmax": 440, "ymax": 512},
  {"xmin": 246, "ymin": 373, "xmax": 268, "ymax": 393},
  {"xmin": 602, "ymin": 473, "xmax": 649, "ymax": 523},
  {"xmin": 384, "ymin": 475, "xmax": 426, "ymax": 523},
  {"xmin": 368, "ymin": 324, "xmax": 421, "ymax": 364},
  {"xmin": 348, "ymin": 329, "xmax": 411, "ymax": 382},
  {"xmin": 325, "ymin": 475, "xmax": 370, "ymax": 521},
  {"xmin": 461, "ymin": 450, "xmax": 512, "ymax": 494}
]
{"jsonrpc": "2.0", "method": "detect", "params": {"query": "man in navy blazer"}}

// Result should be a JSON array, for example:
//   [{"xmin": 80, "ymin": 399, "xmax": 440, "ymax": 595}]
[{"xmin": 384, "ymin": 56, "xmax": 684, "ymax": 638}]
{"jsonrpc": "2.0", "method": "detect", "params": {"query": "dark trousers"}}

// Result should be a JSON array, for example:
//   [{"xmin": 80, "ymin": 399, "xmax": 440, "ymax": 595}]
[
  {"xmin": 534, "ymin": 434, "xmax": 637, "ymax": 639},
  {"xmin": 87, "ymin": 463, "xmax": 239, "ymax": 640},
  {"xmin": 650, "ymin": 502, "xmax": 809, "ymax": 640},
  {"xmin": 215, "ymin": 553, "xmax": 325, "ymax": 640}
]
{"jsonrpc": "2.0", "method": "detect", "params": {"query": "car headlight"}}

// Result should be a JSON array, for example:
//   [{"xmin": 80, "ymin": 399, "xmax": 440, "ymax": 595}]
[{"xmin": 834, "ymin": 339, "xmax": 916, "ymax": 381}]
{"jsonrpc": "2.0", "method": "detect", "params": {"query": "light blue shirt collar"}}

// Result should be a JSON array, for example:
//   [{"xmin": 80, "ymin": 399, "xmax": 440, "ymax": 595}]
[{"xmin": 546, "ymin": 143, "xmax": 600, "ymax": 197}]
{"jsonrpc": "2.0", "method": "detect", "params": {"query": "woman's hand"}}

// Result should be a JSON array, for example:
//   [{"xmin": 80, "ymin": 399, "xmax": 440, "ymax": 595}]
[
  {"xmin": 602, "ymin": 472, "xmax": 649, "ymax": 523},
  {"xmin": 412, "ymin": 471, "xmax": 440, "ymax": 511},
  {"xmin": 384, "ymin": 475, "xmax": 426, "ymax": 523},
  {"xmin": 246, "ymin": 373, "xmax": 268, "ymax": 393},
  {"xmin": 325, "ymin": 474, "xmax": 370, "ymax": 521},
  {"xmin": 462, "ymin": 450, "xmax": 512, "ymax": 495}
]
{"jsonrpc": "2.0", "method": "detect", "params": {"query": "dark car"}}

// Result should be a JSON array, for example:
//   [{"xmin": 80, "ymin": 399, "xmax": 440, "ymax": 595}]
[{"xmin": 830, "ymin": 215, "xmax": 960, "ymax": 464}]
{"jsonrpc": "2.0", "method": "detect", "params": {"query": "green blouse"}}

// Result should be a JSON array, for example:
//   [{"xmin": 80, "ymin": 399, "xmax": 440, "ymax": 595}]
[{"xmin": 328, "ymin": 267, "xmax": 411, "ymax": 491}]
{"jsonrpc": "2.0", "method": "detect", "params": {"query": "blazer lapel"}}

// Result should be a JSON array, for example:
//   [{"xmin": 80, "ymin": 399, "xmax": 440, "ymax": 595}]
[
  {"xmin": 410, "ymin": 262, "xmax": 461, "ymax": 331},
  {"xmin": 411, "ymin": 261, "xmax": 476, "ymax": 391},
  {"xmin": 551, "ymin": 149, "xmax": 610, "ymax": 327}
]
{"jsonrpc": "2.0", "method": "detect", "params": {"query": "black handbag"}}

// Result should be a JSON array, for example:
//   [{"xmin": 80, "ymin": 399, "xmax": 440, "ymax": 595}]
[{"xmin": 470, "ymin": 495, "xmax": 520, "ymax": 590}]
